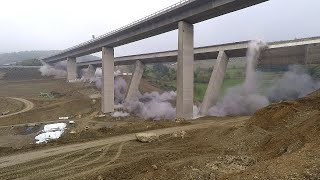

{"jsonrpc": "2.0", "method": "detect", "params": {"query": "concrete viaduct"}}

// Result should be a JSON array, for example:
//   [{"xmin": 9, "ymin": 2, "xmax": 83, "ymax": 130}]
[{"xmin": 42, "ymin": 0, "xmax": 277, "ymax": 119}]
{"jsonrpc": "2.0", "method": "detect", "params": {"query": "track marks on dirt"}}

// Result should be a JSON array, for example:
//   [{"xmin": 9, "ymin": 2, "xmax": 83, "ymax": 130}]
[
  {"xmin": 0, "ymin": 97, "xmax": 34, "ymax": 118},
  {"xmin": 26, "ymin": 144, "xmax": 112, "ymax": 180},
  {"xmin": 0, "ymin": 149, "xmax": 83, "ymax": 178},
  {"xmin": 59, "ymin": 142, "xmax": 125, "ymax": 180},
  {"xmin": 1, "ymin": 143, "xmax": 125, "ymax": 180}
]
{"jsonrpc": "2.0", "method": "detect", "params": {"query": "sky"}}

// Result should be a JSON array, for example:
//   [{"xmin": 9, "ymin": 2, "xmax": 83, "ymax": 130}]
[{"xmin": 0, "ymin": 0, "xmax": 319, "ymax": 57}]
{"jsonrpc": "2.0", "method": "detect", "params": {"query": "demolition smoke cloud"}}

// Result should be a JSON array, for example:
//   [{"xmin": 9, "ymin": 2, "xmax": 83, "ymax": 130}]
[
  {"xmin": 80, "ymin": 65, "xmax": 96, "ymax": 82},
  {"xmin": 208, "ymin": 40, "xmax": 320, "ymax": 117},
  {"xmin": 39, "ymin": 61, "xmax": 67, "ymax": 78},
  {"xmin": 267, "ymin": 65, "xmax": 320, "ymax": 102},
  {"xmin": 92, "ymin": 67, "xmax": 180, "ymax": 120},
  {"xmin": 208, "ymin": 40, "xmax": 269, "ymax": 117},
  {"xmin": 124, "ymin": 91, "xmax": 177, "ymax": 120}
]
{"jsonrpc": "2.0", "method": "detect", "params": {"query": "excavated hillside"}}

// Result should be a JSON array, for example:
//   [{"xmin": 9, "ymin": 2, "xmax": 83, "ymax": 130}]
[
  {"xmin": 95, "ymin": 90, "xmax": 320, "ymax": 180},
  {"xmin": 229, "ymin": 89, "xmax": 320, "ymax": 179}
]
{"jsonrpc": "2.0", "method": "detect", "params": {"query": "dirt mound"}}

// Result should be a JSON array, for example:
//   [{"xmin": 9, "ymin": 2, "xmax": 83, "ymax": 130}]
[
  {"xmin": 247, "ymin": 89, "xmax": 320, "ymax": 158},
  {"xmin": 250, "ymin": 89, "xmax": 320, "ymax": 131}
]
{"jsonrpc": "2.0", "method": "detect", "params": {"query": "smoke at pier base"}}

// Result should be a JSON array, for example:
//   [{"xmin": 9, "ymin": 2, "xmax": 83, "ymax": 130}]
[
  {"xmin": 124, "ymin": 91, "xmax": 177, "ymax": 120},
  {"xmin": 208, "ymin": 40, "xmax": 320, "ymax": 117},
  {"xmin": 267, "ymin": 65, "xmax": 320, "ymax": 102},
  {"xmin": 80, "ymin": 65, "xmax": 96, "ymax": 82},
  {"xmin": 39, "ymin": 61, "xmax": 67, "ymax": 78},
  {"xmin": 208, "ymin": 40, "xmax": 269, "ymax": 117},
  {"xmin": 93, "ymin": 68, "xmax": 127, "ymax": 105}
]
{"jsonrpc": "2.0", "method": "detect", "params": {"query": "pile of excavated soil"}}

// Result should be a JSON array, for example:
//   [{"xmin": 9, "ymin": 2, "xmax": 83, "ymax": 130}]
[{"xmin": 247, "ymin": 90, "xmax": 320, "ymax": 159}]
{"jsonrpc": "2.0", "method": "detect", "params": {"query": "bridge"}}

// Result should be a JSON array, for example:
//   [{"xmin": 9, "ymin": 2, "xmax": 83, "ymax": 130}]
[{"xmin": 42, "ymin": 0, "xmax": 272, "ymax": 119}]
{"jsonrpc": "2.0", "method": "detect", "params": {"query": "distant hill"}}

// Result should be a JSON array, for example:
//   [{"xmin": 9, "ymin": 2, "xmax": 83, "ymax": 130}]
[{"xmin": 0, "ymin": 50, "xmax": 100, "ymax": 65}]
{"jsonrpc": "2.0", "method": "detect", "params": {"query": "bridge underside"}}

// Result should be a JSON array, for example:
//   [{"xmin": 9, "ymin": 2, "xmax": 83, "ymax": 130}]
[
  {"xmin": 58, "ymin": 36, "xmax": 320, "ymax": 118},
  {"xmin": 77, "ymin": 37, "xmax": 320, "ymax": 69}
]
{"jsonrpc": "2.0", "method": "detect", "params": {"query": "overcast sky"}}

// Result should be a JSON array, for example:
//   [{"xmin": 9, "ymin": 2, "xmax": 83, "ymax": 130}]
[{"xmin": 0, "ymin": 0, "xmax": 319, "ymax": 57}]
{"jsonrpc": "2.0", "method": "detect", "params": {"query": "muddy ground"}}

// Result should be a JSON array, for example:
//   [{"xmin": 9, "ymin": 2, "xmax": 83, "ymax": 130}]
[
  {"xmin": 0, "ymin": 70, "xmax": 319, "ymax": 179},
  {"xmin": 0, "ymin": 77, "xmax": 190, "ymax": 150}
]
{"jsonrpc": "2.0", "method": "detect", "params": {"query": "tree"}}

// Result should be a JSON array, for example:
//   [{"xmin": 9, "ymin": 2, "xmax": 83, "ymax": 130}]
[{"xmin": 153, "ymin": 63, "xmax": 169, "ymax": 77}]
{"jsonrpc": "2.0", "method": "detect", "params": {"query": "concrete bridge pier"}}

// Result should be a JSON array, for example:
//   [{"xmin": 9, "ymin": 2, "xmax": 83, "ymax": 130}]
[
  {"xmin": 67, "ymin": 57, "xmax": 77, "ymax": 81},
  {"xmin": 102, "ymin": 47, "xmax": 115, "ymax": 113},
  {"xmin": 200, "ymin": 51, "xmax": 229, "ymax": 116},
  {"xmin": 176, "ymin": 21, "xmax": 194, "ymax": 119},
  {"xmin": 125, "ymin": 60, "xmax": 145, "ymax": 102}
]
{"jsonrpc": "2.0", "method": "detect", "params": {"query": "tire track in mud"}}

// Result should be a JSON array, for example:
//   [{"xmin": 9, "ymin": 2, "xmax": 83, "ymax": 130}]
[
  {"xmin": 0, "ymin": 149, "xmax": 83, "ymax": 178},
  {"xmin": 69, "ymin": 144, "xmax": 112, "ymax": 169},
  {"xmin": 18, "ymin": 145, "xmax": 109, "ymax": 180},
  {"xmin": 0, "ymin": 117, "xmax": 249, "ymax": 169},
  {"xmin": 25, "ymin": 144, "xmax": 113, "ymax": 180},
  {"xmin": 60, "ymin": 142, "xmax": 125, "ymax": 180}
]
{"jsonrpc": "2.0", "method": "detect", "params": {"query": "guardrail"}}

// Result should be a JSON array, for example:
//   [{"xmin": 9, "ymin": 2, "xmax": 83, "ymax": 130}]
[{"xmin": 45, "ymin": 0, "xmax": 194, "ymax": 59}]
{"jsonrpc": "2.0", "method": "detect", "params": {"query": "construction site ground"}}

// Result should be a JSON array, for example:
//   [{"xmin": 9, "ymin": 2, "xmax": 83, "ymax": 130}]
[{"xmin": 0, "ymin": 73, "xmax": 319, "ymax": 179}]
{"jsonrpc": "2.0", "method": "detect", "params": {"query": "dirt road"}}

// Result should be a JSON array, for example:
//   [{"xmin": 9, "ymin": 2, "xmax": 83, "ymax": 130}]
[
  {"xmin": 0, "ymin": 97, "xmax": 34, "ymax": 118},
  {"xmin": 0, "ymin": 116, "xmax": 248, "ymax": 170}
]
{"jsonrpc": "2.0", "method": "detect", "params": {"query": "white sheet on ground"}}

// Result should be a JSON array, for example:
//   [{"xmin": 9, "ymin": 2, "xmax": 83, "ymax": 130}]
[
  {"xmin": 35, "ymin": 131, "xmax": 64, "ymax": 144},
  {"xmin": 35, "ymin": 123, "xmax": 67, "ymax": 144},
  {"xmin": 43, "ymin": 123, "xmax": 66, "ymax": 132}
]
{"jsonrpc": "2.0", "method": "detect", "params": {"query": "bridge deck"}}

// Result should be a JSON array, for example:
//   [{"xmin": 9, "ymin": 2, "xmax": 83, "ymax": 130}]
[{"xmin": 42, "ymin": 0, "xmax": 268, "ymax": 63}]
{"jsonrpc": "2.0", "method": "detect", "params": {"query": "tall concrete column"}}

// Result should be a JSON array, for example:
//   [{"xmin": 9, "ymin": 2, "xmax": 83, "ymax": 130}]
[
  {"xmin": 176, "ymin": 21, "xmax": 194, "ymax": 119},
  {"xmin": 200, "ymin": 51, "xmax": 229, "ymax": 116},
  {"xmin": 67, "ymin": 57, "xmax": 77, "ymax": 81},
  {"xmin": 125, "ymin": 60, "xmax": 145, "ymax": 102},
  {"xmin": 102, "ymin": 47, "xmax": 114, "ymax": 113}
]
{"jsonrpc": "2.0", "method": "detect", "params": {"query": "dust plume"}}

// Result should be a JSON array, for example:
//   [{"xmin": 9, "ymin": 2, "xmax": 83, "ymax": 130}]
[
  {"xmin": 80, "ymin": 65, "xmax": 96, "ymax": 82},
  {"xmin": 207, "ymin": 40, "xmax": 320, "ymax": 117},
  {"xmin": 208, "ymin": 40, "xmax": 269, "ymax": 116},
  {"xmin": 39, "ymin": 61, "xmax": 67, "ymax": 78},
  {"xmin": 124, "ymin": 91, "xmax": 177, "ymax": 120},
  {"xmin": 267, "ymin": 65, "xmax": 320, "ymax": 102},
  {"xmin": 114, "ymin": 77, "xmax": 127, "ymax": 104}
]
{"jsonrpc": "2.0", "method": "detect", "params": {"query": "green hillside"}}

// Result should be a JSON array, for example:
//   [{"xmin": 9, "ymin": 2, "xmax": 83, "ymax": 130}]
[{"xmin": 0, "ymin": 50, "xmax": 99, "ymax": 65}]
